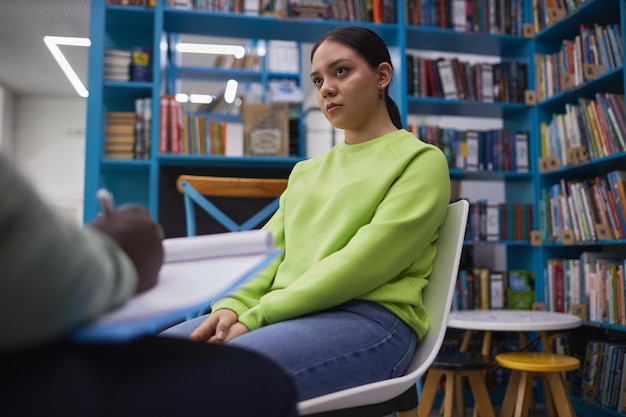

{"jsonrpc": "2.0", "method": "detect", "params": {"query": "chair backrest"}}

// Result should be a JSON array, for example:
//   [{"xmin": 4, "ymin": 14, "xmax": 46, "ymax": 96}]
[
  {"xmin": 176, "ymin": 175, "xmax": 288, "ymax": 236},
  {"xmin": 298, "ymin": 199, "xmax": 469, "ymax": 415}
]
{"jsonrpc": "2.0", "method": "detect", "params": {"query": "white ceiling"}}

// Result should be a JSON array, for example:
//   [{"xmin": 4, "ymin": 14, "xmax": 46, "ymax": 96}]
[
  {"xmin": 0, "ymin": 0, "xmax": 91, "ymax": 98},
  {"xmin": 0, "ymin": 1, "xmax": 314, "ymax": 101}
]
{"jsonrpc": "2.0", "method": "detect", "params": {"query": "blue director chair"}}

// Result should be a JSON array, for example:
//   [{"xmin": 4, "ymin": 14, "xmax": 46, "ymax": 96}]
[{"xmin": 176, "ymin": 175, "xmax": 288, "ymax": 236}]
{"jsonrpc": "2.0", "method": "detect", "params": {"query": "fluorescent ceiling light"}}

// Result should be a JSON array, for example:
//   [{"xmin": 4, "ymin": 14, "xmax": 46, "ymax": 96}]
[
  {"xmin": 175, "ymin": 93, "xmax": 216, "ymax": 104},
  {"xmin": 256, "ymin": 40, "xmax": 266, "ymax": 57},
  {"xmin": 175, "ymin": 93, "xmax": 189, "ymax": 103},
  {"xmin": 189, "ymin": 94, "xmax": 214, "ymax": 104},
  {"xmin": 176, "ymin": 43, "xmax": 245, "ymax": 59},
  {"xmin": 224, "ymin": 79, "xmax": 238, "ymax": 104},
  {"xmin": 44, "ymin": 36, "xmax": 91, "ymax": 98}
]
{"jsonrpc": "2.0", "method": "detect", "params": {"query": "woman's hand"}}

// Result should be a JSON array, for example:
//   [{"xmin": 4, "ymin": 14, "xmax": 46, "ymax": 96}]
[
  {"xmin": 190, "ymin": 309, "xmax": 248, "ymax": 343},
  {"xmin": 221, "ymin": 322, "xmax": 249, "ymax": 342}
]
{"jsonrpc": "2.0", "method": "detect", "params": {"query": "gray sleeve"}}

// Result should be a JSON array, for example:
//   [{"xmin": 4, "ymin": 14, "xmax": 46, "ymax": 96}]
[{"xmin": 0, "ymin": 154, "xmax": 137, "ymax": 352}]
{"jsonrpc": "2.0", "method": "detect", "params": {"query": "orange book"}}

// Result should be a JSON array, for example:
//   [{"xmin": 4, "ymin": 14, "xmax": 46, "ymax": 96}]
[
  {"xmin": 591, "ymin": 101, "xmax": 614, "ymax": 155},
  {"xmin": 371, "ymin": 0, "xmax": 383, "ymax": 23},
  {"xmin": 168, "ymin": 95, "xmax": 180, "ymax": 154},
  {"xmin": 584, "ymin": 99, "xmax": 606, "ymax": 157}
]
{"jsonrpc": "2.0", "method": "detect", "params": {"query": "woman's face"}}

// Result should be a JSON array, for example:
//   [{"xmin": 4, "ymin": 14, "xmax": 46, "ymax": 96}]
[{"xmin": 310, "ymin": 40, "xmax": 381, "ymax": 134}]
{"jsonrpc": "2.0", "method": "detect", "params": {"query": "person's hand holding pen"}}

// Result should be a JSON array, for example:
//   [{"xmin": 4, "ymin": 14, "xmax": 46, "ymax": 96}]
[{"xmin": 89, "ymin": 189, "xmax": 164, "ymax": 294}]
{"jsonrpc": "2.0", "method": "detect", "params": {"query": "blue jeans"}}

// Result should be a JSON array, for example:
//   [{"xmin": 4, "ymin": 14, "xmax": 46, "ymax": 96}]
[{"xmin": 161, "ymin": 300, "xmax": 417, "ymax": 401}]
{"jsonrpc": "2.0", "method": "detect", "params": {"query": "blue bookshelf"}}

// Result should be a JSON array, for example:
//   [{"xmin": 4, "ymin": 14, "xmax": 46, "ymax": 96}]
[
  {"xmin": 83, "ymin": 2, "xmax": 626, "ymax": 412},
  {"xmin": 84, "ymin": 0, "xmax": 539, "ymax": 297},
  {"xmin": 532, "ymin": 0, "xmax": 626, "ymax": 415}
]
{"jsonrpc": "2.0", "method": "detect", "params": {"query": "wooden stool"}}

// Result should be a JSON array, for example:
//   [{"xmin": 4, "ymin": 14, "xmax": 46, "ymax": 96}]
[
  {"xmin": 418, "ymin": 352, "xmax": 496, "ymax": 417},
  {"xmin": 495, "ymin": 352, "xmax": 580, "ymax": 417}
]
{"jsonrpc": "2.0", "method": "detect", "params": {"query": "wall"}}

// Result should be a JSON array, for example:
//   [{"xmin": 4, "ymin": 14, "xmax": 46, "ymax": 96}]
[
  {"xmin": 0, "ymin": 85, "xmax": 16, "ymax": 155},
  {"xmin": 13, "ymin": 96, "xmax": 87, "ymax": 224}
]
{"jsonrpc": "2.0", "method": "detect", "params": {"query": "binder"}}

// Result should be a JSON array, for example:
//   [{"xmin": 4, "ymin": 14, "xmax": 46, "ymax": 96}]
[{"xmin": 73, "ymin": 230, "xmax": 280, "ymax": 342}]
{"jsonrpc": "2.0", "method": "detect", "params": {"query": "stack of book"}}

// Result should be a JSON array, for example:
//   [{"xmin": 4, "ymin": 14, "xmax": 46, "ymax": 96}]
[
  {"xmin": 104, "ymin": 112, "xmax": 136, "ymax": 159},
  {"xmin": 104, "ymin": 48, "xmax": 131, "ymax": 81}
]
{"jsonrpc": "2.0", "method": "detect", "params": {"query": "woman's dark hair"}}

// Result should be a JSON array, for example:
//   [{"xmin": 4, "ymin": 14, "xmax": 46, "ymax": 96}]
[{"xmin": 311, "ymin": 26, "xmax": 403, "ymax": 129}]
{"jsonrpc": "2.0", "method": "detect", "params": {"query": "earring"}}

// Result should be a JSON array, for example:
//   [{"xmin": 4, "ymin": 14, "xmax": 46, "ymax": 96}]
[{"xmin": 378, "ymin": 83, "xmax": 383, "ymax": 99}]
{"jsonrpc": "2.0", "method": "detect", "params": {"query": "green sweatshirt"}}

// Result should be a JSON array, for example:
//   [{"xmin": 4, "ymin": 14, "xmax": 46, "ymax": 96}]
[{"xmin": 212, "ymin": 129, "xmax": 451, "ymax": 339}]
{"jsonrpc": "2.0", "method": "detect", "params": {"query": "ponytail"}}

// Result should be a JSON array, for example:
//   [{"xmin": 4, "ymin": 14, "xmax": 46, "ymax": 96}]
[{"xmin": 386, "ymin": 96, "xmax": 403, "ymax": 129}]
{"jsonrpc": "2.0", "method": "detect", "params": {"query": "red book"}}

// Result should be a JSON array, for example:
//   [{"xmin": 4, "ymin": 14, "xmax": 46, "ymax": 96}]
[
  {"xmin": 451, "ymin": 58, "xmax": 466, "ymax": 100},
  {"xmin": 425, "ymin": 59, "xmax": 437, "ymax": 97},
  {"xmin": 514, "ymin": 202, "xmax": 523, "ymax": 240},
  {"xmin": 526, "ymin": 203, "xmax": 534, "ymax": 240},
  {"xmin": 158, "ymin": 94, "xmax": 169, "ymax": 154},
  {"xmin": 499, "ymin": 203, "xmax": 507, "ymax": 240},
  {"xmin": 599, "ymin": 176, "xmax": 625, "ymax": 239},
  {"xmin": 552, "ymin": 259, "xmax": 565, "ymax": 313},
  {"xmin": 591, "ymin": 180, "xmax": 612, "ymax": 234},
  {"xmin": 419, "ymin": 58, "xmax": 428, "ymax": 96}
]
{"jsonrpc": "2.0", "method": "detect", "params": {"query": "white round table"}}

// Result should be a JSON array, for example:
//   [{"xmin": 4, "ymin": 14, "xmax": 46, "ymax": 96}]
[{"xmin": 447, "ymin": 310, "xmax": 582, "ymax": 355}]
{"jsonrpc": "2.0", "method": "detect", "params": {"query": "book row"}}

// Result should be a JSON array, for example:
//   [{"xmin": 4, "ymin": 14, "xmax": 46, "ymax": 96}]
[
  {"xmin": 535, "ymin": 23, "xmax": 622, "ymax": 101},
  {"xmin": 407, "ymin": 0, "xmax": 526, "ymax": 36},
  {"xmin": 540, "ymin": 93, "xmax": 626, "ymax": 166},
  {"xmin": 105, "ymin": 0, "xmax": 591, "ymax": 39},
  {"xmin": 579, "ymin": 339, "xmax": 626, "ymax": 412},
  {"xmin": 532, "ymin": 0, "xmax": 588, "ymax": 33},
  {"xmin": 406, "ymin": 55, "xmax": 528, "ymax": 104},
  {"xmin": 158, "ymin": 94, "xmax": 295, "ymax": 157},
  {"xmin": 153, "ymin": 0, "xmax": 534, "ymax": 30},
  {"xmin": 539, "ymin": 170, "xmax": 626, "ymax": 243},
  {"xmin": 410, "ymin": 125, "xmax": 530, "ymax": 173},
  {"xmin": 106, "ymin": 0, "xmax": 156, "ymax": 5},
  {"xmin": 465, "ymin": 201, "xmax": 534, "ymax": 242},
  {"xmin": 175, "ymin": 114, "xmax": 229, "ymax": 156},
  {"xmin": 166, "ymin": 0, "xmax": 397, "ymax": 23},
  {"xmin": 452, "ymin": 268, "xmax": 535, "ymax": 311},
  {"xmin": 158, "ymin": 96, "xmax": 243, "ymax": 156},
  {"xmin": 543, "ymin": 253, "xmax": 626, "ymax": 326}
]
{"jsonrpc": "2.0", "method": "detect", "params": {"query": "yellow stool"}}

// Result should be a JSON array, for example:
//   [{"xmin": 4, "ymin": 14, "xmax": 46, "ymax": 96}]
[{"xmin": 495, "ymin": 352, "xmax": 580, "ymax": 417}]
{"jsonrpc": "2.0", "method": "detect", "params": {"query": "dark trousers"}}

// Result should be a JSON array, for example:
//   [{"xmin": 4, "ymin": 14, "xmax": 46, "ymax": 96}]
[{"xmin": 0, "ymin": 336, "xmax": 298, "ymax": 417}]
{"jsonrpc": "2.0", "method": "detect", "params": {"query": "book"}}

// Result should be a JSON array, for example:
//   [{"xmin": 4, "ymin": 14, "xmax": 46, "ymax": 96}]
[
  {"xmin": 486, "ymin": 202, "xmax": 499, "ymax": 241},
  {"xmin": 465, "ymin": 130, "xmax": 479, "ymax": 171},
  {"xmin": 581, "ymin": 340, "xmax": 606, "ymax": 401},
  {"xmin": 515, "ymin": 131, "xmax": 529, "ymax": 172},
  {"xmin": 580, "ymin": 251, "xmax": 621, "ymax": 322},
  {"xmin": 73, "ymin": 230, "xmax": 281, "ymax": 342},
  {"xmin": 608, "ymin": 170, "xmax": 626, "ymax": 227},
  {"xmin": 158, "ymin": 93, "xmax": 170, "ymax": 154},
  {"xmin": 131, "ymin": 46, "xmax": 151, "ymax": 82},
  {"xmin": 243, "ymin": 102, "xmax": 289, "ymax": 157},
  {"xmin": 436, "ymin": 58, "xmax": 459, "ymax": 100},
  {"xmin": 489, "ymin": 270, "xmax": 506, "ymax": 309},
  {"xmin": 105, "ymin": 124, "xmax": 135, "ymax": 135}
]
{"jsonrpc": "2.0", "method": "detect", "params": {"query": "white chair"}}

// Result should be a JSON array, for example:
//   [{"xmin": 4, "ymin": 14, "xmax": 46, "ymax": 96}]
[{"xmin": 297, "ymin": 199, "xmax": 469, "ymax": 417}]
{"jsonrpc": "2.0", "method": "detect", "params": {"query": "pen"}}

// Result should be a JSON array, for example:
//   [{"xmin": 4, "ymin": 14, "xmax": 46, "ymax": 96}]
[{"xmin": 97, "ymin": 188, "xmax": 115, "ymax": 216}]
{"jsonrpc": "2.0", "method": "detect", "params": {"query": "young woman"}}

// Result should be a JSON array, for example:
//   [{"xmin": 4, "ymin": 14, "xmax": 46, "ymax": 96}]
[{"xmin": 161, "ymin": 26, "xmax": 451, "ymax": 401}]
